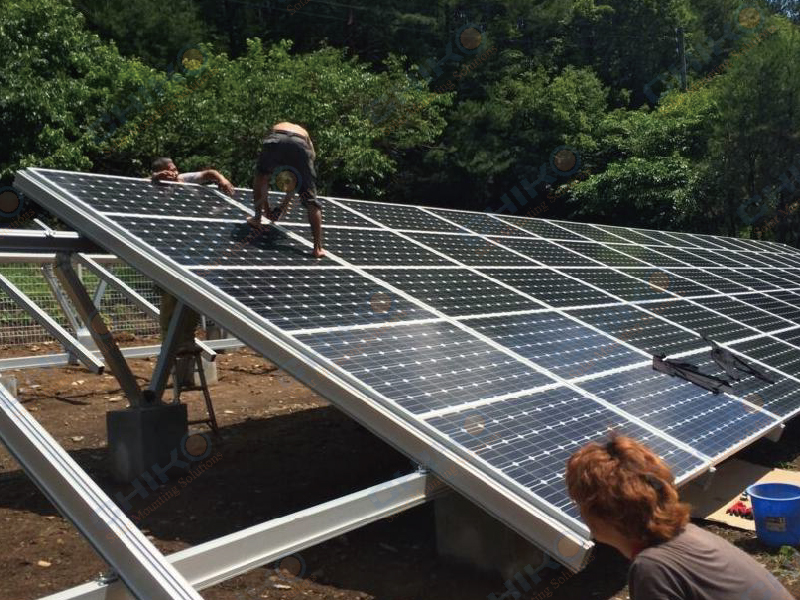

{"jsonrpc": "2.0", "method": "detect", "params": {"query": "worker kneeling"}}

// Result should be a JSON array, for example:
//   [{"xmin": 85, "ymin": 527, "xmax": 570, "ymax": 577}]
[{"xmin": 566, "ymin": 434, "xmax": 793, "ymax": 600}]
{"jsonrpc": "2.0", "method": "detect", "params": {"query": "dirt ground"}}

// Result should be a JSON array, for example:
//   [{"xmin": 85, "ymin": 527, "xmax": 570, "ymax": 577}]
[{"xmin": 1, "ymin": 344, "xmax": 800, "ymax": 600}]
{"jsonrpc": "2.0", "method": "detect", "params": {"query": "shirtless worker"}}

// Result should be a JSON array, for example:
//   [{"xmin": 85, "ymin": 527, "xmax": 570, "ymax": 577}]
[{"xmin": 248, "ymin": 122, "xmax": 325, "ymax": 258}]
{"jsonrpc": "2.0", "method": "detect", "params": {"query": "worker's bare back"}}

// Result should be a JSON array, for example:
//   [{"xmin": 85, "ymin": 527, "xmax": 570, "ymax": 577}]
[{"xmin": 272, "ymin": 122, "xmax": 310, "ymax": 139}]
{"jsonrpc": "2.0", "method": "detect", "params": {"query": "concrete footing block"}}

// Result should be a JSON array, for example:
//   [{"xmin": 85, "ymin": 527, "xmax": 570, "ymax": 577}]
[
  {"xmin": 107, "ymin": 403, "xmax": 188, "ymax": 482},
  {"xmin": 0, "ymin": 375, "xmax": 17, "ymax": 397},
  {"xmin": 435, "ymin": 492, "xmax": 551, "ymax": 583}
]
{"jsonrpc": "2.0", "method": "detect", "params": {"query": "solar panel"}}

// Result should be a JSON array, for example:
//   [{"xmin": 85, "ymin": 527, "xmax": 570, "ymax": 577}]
[{"xmin": 17, "ymin": 168, "xmax": 800, "ymax": 571}]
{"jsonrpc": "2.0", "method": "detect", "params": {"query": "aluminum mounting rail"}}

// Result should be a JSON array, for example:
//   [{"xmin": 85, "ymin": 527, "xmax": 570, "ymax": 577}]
[
  {"xmin": 40, "ymin": 471, "xmax": 446, "ymax": 600},
  {"xmin": 0, "ymin": 381, "xmax": 203, "ymax": 600},
  {"xmin": 0, "ymin": 229, "xmax": 101, "ymax": 254}
]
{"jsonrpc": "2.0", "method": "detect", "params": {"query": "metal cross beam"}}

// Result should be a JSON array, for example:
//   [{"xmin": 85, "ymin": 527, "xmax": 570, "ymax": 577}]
[
  {"xmin": 0, "ymin": 229, "xmax": 100, "ymax": 253},
  {"xmin": 39, "ymin": 471, "xmax": 447, "ymax": 600}
]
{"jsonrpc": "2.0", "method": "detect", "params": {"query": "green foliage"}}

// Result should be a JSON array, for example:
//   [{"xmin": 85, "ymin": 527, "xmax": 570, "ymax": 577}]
[
  {"xmin": 0, "ymin": 0, "xmax": 148, "ymax": 180},
  {"xmin": 3, "ymin": 0, "xmax": 800, "ymax": 247},
  {"xmin": 100, "ymin": 40, "xmax": 448, "ymax": 197},
  {"xmin": 75, "ymin": 0, "xmax": 214, "ymax": 67}
]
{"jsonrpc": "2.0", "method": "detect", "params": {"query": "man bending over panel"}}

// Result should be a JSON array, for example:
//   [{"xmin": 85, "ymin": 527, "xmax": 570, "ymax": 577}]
[{"xmin": 248, "ymin": 121, "xmax": 325, "ymax": 258}]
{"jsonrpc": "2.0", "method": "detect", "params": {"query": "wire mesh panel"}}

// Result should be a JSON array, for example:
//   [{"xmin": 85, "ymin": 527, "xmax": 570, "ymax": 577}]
[{"xmin": 0, "ymin": 260, "xmax": 161, "ymax": 350}]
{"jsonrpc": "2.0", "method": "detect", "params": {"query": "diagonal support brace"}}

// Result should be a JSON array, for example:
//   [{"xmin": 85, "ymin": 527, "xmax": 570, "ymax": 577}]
[
  {"xmin": 53, "ymin": 253, "xmax": 144, "ymax": 407},
  {"xmin": 0, "ymin": 272, "xmax": 103, "ymax": 374}
]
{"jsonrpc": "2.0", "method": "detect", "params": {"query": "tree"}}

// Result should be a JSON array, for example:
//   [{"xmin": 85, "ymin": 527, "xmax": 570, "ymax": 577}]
[{"xmin": 0, "ymin": 0, "xmax": 150, "ymax": 183}]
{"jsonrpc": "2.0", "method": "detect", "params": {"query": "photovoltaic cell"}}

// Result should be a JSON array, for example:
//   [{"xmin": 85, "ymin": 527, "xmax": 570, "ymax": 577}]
[
  {"xmin": 430, "ymin": 210, "xmax": 531, "ymax": 237},
  {"xmin": 492, "ymin": 238, "xmax": 596, "ymax": 266},
  {"xmin": 687, "ymin": 351, "xmax": 800, "ymax": 418},
  {"xmin": 481, "ymin": 268, "xmax": 617, "ymax": 307},
  {"xmin": 549, "ymin": 221, "xmax": 627, "ymax": 244},
  {"xmin": 773, "ymin": 328, "xmax": 800, "ymax": 348},
  {"xmin": 406, "ymin": 232, "xmax": 532, "ymax": 266},
  {"xmin": 557, "ymin": 242, "xmax": 648, "ymax": 267},
  {"xmin": 730, "ymin": 337, "xmax": 800, "ymax": 381},
  {"xmin": 595, "ymin": 225, "xmax": 667, "ymax": 246},
  {"xmin": 579, "ymin": 367, "xmax": 778, "ymax": 459},
  {"xmin": 565, "ymin": 269, "xmax": 672, "ymax": 302},
  {"xmin": 617, "ymin": 269, "xmax": 715, "ymax": 298},
  {"xmin": 692, "ymin": 296, "xmax": 791, "ymax": 332},
  {"xmin": 750, "ymin": 271, "xmax": 800, "ymax": 289},
  {"xmin": 425, "ymin": 387, "xmax": 704, "ymax": 518},
  {"xmin": 193, "ymin": 268, "xmax": 434, "ymax": 331},
  {"xmin": 719, "ymin": 270, "xmax": 781, "ymax": 291},
  {"xmin": 651, "ymin": 246, "xmax": 721, "ymax": 267},
  {"xmin": 278, "ymin": 195, "xmax": 374, "ymax": 227},
  {"xmin": 465, "ymin": 313, "xmax": 644, "ymax": 378},
  {"xmin": 295, "ymin": 321, "xmax": 555, "ymax": 415},
  {"xmin": 338, "ymin": 200, "xmax": 465, "ymax": 232},
  {"xmin": 634, "ymin": 299, "xmax": 755, "ymax": 343},
  {"xmin": 736, "ymin": 293, "xmax": 800, "ymax": 324},
  {"xmin": 366, "ymin": 268, "xmax": 540, "ymax": 316},
  {"xmin": 606, "ymin": 244, "xmax": 687, "ymax": 267},
  {"xmin": 497, "ymin": 216, "xmax": 588, "ymax": 240},
  {"xmin": 567, "ymin": 305, "xmax": 704, "ymax": 356},
  {"xmin": 296, "ymin": 228, "xmax": 448, "ymax": 266},
  {"xmin": 632, "ymin": 229, "xmax": 694, "ymax": 247},
  {"xmin": 46, "ymin": 171, "xmax": 245, "ymax": 219},
  {"xmin": 116, "ymin": 217, "xmax": 321, "ymax": 267}
]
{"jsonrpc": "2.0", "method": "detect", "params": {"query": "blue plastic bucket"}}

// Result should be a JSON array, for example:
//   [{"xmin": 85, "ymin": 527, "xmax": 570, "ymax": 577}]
[{"xmin": 747, "ymin": 483, "xmax": 800, "ymax": 547}]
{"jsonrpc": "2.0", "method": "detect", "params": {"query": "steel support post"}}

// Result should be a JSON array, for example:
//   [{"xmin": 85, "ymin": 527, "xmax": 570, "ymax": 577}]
[
  {"xmin": 53, "ymin": 253, "xmax": 144, "ymax": 407},
  {"xmin": 0, "ymin": 272, "xmax": 103, "ymax": 373},
  {"xmin": 148, "ymin": 301, "xmax": 192, "ymax": 403},
  {"xmin": 0, "ymin": 382, "xmax": 203, "ymax": 600},
  {"xmin": 41, "ymin": 263, "xmax": 96, "ymax": 365}
]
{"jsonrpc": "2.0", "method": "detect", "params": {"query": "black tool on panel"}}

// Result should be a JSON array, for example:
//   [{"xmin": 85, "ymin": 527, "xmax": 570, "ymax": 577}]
[
  {"xmin": 652, "ymin": 355, "xmax": 734, "ymax": 394},
  {"xmin": 704, "ymin": 337, "xmax": 775, "ymax": 384}
]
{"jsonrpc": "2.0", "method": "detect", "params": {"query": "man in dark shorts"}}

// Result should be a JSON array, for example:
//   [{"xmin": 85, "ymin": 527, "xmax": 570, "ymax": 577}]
[
  {"xmin": 566, "ymin": 434, "xmax": 793, "ymax": 600},
  {"xmin": 249, "ymin": 122, "xmax": 325, "ymax": 258}
]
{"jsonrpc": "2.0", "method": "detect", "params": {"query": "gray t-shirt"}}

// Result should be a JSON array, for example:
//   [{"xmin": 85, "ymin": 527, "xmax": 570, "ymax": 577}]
[{"xmin": 629, "ymin": 524, "xmax": 793, "ymax": 600}]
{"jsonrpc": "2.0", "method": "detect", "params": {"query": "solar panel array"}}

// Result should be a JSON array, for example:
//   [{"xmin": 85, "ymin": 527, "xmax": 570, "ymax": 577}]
[{"xmin": 19, "ymin": 168, "xmax": 800, "ymax": 564}]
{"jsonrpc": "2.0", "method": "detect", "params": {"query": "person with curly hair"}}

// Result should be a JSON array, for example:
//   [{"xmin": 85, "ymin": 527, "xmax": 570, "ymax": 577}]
[{"xmin": 565, "ymin": 434, "xmax": 793, "ymax": 600}]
